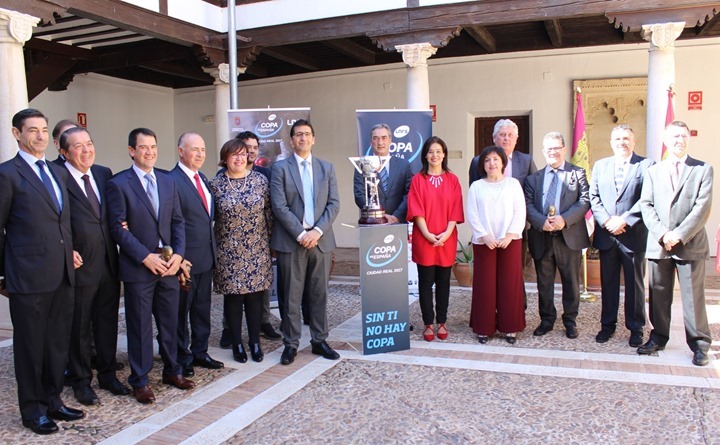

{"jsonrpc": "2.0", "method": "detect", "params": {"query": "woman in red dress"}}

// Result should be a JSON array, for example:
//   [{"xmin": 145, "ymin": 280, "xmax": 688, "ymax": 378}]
[{"xmin": 407, "ymin": 136, "xmax": 464, "ymax": 341}]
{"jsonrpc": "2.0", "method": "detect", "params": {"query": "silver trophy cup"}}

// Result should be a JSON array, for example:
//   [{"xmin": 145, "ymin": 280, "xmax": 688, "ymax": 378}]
[{"xmin": 349, "ymin": 156, "xmax": 389, "ymax": 225}]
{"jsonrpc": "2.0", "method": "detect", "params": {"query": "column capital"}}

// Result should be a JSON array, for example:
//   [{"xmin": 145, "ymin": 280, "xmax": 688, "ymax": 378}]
[
  {"xmin": 0, "ymin": 8, "xmax": 40, "ymax": 44},
  {"xmin": 641, "ymin": 22, "xmax": 685, "ymax": 50},
  {"xmin": 395, "ymin": 43, "xmax": 438, "ymax": 68},
  {"xmin": 203, "ymin": 64, "xmax": 247, "ymax": 85}
]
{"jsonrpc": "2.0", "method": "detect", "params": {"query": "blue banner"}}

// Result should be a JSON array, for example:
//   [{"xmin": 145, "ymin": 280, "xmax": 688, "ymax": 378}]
[{"xmin": 356, "ymin": 109, "xmax": 433, "ymax": 174}]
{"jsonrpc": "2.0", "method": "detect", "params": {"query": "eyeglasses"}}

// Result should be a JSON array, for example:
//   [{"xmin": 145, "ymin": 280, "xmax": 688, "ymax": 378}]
[
  {"xmin": 544, "ymin": 146, "xmax": 564, "ymax": 152},
  {"xmin": 293, "ymin": 132, "xmax": 313, "ymax": 138}
]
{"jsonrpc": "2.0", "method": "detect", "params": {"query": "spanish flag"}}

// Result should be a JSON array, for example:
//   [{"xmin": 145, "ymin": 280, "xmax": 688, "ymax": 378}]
[{"xmin": 661, "ymin": 86, "xmax": 675, "ymax": 161}]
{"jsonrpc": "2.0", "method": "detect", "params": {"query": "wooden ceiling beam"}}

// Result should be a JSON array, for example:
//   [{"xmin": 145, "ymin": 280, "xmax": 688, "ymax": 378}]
[
  {"xmin": 139, "ymin": 61, "xmax": 213, "ymax": 82},
  {"xmin": 543, "ymin": 19, "xmax": 563, "ymax": 47},
  {"xmin": 464, "ymin": 25, "xmax": 496, "ymax": 52},
  {"xmin": 696, "ymin": 7, "xmax": 720, "ymax": 35},
  {"xmin": 26, "ymin": 53, "xmax": 77, "ymax": 100},
  {"xmin": 322, "ymin": 39, "xmax": 376, "ymax": 64},
  {"xmin": 34, "ymin": 22, "xmax": 105, "ymax": 37},
  {"xmin": 54, "ymin": 28, "xmax": 136, "ymax": 43},
  {"xmin": 75, "ymin": 41, "xmax": 192, "ymax": 72},
  {"xmin": 2, "ymin": 0, "xmax": 64, "ymax": 24},
  {"xmin": 261, "ymin": 46, "xmax": 319, "ymax": 71},
  {"xmin": 25, "ymin": 37, "xmax": 95, "ymax": 59}
]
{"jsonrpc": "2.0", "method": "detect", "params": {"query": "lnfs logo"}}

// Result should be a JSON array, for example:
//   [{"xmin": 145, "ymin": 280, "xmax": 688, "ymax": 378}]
[
  {"xmin": 254, "ymin": 113, "xmax": 283, "ymax": 138},
  {"xmin": 365, "ymin": 124, "xmax": 424, "ymax": 165},
  {"xmin": 365, "ymin": 234, "xmax": 404, "ymax": 268}
]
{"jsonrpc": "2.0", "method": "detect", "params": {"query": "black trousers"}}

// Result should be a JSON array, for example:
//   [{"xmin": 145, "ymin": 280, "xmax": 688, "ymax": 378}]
[
  {"xmin": 177, "ymin": 269, "xmax": 213, "ymax": 364},
  {"xmin": 533, "ymin": 233, "xmax": 581, "ymax": 328},
  {"xmin": 417, "ymin": 264, "xmax": 452, "ymax": 325},
  {"xmin": 224, "ymin": 292, "xmax": 263, "ymax": 345},
  {"xmin": 598, "ymin": 239, "xmax": 646, "ymax": 333}
]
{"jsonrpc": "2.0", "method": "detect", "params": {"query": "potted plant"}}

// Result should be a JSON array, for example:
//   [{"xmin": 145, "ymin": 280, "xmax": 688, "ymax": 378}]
[{"xmin": 452, "ymin": 239, "xmax": 473, "ymax": 287}]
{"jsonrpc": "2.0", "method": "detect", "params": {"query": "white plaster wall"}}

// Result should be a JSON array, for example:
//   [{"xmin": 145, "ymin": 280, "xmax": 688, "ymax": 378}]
[
  {"xmin": 29, "ymin": 38, "xmax": 720, "ymax": 253},
  {"xmin": 30, "ymin": 74, "xmax": 178, "ymax": 173}
]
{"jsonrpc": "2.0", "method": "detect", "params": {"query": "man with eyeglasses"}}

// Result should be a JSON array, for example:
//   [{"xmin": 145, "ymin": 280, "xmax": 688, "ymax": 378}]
[
  {"xmin": 638, "ymin": 121, "xmax": 713, "ymax": 367},
  {"xmin": 525, "ymin": 131, "xmax": 590, "ymax": 339},
  {"xmin": 469, "ymin": 119, "xmax": 536, "ymax": 187}
]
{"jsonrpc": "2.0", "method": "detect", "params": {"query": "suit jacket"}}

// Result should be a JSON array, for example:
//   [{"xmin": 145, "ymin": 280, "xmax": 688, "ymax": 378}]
[
  {"xmin": 270, "ymin": 155, "xmax": 339, "ymax": 253},
  {"xmin": 0, "ymin": 154, "xmax": 74, "ymax": 293},
  {"xmin": 63, "ymin": 163, "xmax": 119, "ymax": 287},
  {"xmin": 168, "ymin": 166, "xmax": 216, "ymax": 274},
  {"xmin": 590, "ymin": 153, "xmax": 654, "ymax": 252},
  {"xmin": 353, "ymin": 156, "xmax": 412, "ymax": 222},
  {"xmin": 106, "ymin": 167, "xmax": 186, "ymax": 282},
  {"xmin": 639, "ymin": 156, "xmax": 713, "ymax": 261},
  {"xmin": 469, "ymin": 149, "xmax": 537, "ymax": 186},
  {"xmin": 525, "ymin": 162, "xmax": 590, "ymax": 259}
]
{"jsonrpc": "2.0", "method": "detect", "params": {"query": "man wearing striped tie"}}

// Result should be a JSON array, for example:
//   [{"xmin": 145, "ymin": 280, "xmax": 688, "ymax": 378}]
[
  {"xmin": 353, "ymin": 123, "xmax": 413, "ymax": 223},
  {"xmin": 589, "ymin": 124, "xmax": 654, "ymax": 347}
]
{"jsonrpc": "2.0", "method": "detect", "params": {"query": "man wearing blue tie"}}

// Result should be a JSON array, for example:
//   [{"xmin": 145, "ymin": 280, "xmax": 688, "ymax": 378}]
[
  {"xmin": 107, "ymin": 128, "xmax": 195, "ymax": 404},
  {"xmin": 0, "ymin": 109, "xmax": 85, "ymax": 434},
  {"xmin": 270, "ymin": 120, "xmax": 340, "ymax": 365}
]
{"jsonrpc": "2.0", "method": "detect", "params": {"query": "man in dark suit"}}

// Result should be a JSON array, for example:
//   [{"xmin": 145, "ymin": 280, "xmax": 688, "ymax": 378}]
[
  {"xmin": 638, "ymin": 121, "xmax": 713, "ymax": 367},
  {"xmin": 469, "ymin": 119, "xmax": 537, "ymax": 187},
  {"xmin": 169, "ymin": 133, "xmax": 223, "ymax": 377},
  {"xmin": 590, "ymin": 124, "xmax": 654, "ymax": 347},
  {"xmin": 353, "ymin": 123, "xmax": 413, "ymax": 223},
  {"xmin": 525, "ymin": 131, "xmax": 590, "ymax": 339},
  {"xmin": 107, "ymin": 128, "xmax": 195, "ymax": 404},
  {"xmin": 58, "ymin": 127, "xmax": 129, "ymax": 405},
  {"xmin": 270, "ymin": 119, "xmax": 340, "ymax": 365},
  {"xmin": 0, "ymin": 108, "xmax": 85, "ymax": 434}
]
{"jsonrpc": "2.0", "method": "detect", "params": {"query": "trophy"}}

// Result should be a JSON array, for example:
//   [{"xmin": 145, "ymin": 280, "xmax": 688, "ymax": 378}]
[
  {"xmin": 349, "ymin": 156, "xmax": 389, "ymax": 225},
  {"xmin": 548, "ymin": 205, "xmax": 556, "ymax": 217}
]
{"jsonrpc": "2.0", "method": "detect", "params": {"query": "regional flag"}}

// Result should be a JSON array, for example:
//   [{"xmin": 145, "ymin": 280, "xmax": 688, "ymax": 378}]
[
  {"xmin": 571, "ymin": 89, "xmax": 594, "ymax": 236},
  {"xmin": 661, "ymin": 87, "xmax": 676, "ymax": 161}
]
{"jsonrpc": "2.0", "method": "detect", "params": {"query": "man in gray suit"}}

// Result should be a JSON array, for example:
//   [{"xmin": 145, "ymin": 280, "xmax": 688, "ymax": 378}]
[
  {"xmin": 469, "ymin": 119, "xmax": 537, "ymax": 187},
  {"xmin": 638, "ymin": 121, "xmax": 713, "ymax": 366},
  {"xmin": 590, "ymin": 124, "xmax": 653, "ymax": 347},
  {"xmin": 525, "ymin": 131, "xmax": 590, "ymax": 339},
  {"xmin": 353, "ymin": 123, "xmax": 413, "ymax": 223},
  {"xmin": 270, "ymin": 119, "xmax": 340, "ymax": 365}
]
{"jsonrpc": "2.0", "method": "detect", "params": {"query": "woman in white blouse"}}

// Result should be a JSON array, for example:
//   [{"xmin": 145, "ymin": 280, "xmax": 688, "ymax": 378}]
[{"xmin": 466, "ymin": 146, "xmax": 527, "ymax": 344}]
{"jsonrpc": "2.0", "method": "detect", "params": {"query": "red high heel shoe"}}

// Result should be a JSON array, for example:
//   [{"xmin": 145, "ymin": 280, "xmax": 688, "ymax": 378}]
[
  {"xmin": 423, "ymin": 325, "xmax": 435, "ymax": 342},
  {"xmin": 437, "ymin": 324, "xmax": 448, "ymax": 340}
]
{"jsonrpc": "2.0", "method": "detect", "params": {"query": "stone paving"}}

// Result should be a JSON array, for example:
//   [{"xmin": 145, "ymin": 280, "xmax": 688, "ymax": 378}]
[{"xmin": 0, "ymin": 248, "xmax": 718, "ymax": 444}]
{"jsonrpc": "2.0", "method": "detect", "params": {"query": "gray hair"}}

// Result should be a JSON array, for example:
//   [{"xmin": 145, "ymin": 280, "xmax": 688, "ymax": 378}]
[
  {"xmin": 612, "ymin": 124, "xmax": 634, "ymax": 135},
  {"xmin": 543, "ymin": 131, "xmax": 565, "ymax": 148},
  {"xmin": 493, "ymin": 119, "xmax": 519, "ymax": 138},
  {"xmin": 370, "ymin": 123, "xmax": 392, "ymax": 138},
  {"xmin": 666, "ymin": 120, "xmax": 689, "ymax": 131}
]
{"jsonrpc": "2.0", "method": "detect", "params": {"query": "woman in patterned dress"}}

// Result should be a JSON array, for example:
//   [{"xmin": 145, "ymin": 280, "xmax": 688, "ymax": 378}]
[
  {"xmin": 406, "ymin": 136, "xmax": 464, "ymax": 342},
  {"xmin": 209, "ymin": 139, "xmax": 273, "ymax": 363}
]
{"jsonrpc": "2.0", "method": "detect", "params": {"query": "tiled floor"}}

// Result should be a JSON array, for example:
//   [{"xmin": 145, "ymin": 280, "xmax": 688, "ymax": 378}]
[{"xmin": 0, "ymin": 249, "xmax": 718, "ymax": 444}]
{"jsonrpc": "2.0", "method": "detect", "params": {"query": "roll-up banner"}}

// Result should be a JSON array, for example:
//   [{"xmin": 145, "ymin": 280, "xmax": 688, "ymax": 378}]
[{"xmin": 228, "ymin": 107, "xmax": 311, "ymax": 167}]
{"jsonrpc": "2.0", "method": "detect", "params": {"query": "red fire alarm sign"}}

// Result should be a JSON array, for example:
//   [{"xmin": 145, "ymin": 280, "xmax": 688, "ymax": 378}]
[
  {"xmin": 688, "ymin": 91, "xmax": 702, "ymax": 110},
  {"xmin": 77, "ymin": 113, "xmax": 88, "ymax": 127}
]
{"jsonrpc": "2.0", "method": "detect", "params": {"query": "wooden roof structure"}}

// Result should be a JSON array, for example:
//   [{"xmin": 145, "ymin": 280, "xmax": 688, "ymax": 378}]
[{"xmin": 8, "ymin": 0, "xmax": 720, "ymax": 100}]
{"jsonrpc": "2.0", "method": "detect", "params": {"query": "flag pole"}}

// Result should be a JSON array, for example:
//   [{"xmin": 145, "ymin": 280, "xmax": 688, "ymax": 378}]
[{"xmin": 579, "ymin": 248, "xmax": 597, "ymax": 303}]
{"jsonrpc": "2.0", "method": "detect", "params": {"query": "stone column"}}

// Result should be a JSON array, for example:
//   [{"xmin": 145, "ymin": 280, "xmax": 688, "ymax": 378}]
[
  {"xmin": 395, "ymin": 43, "xmax": 437, "ymax": 110},
  {"xmin": 641, "ymin": 22, "xmax": 684, "ymax": 161},
  {"xmin": 0, "ymin": 8, "xmax": 39, "ymax": 162},
  {"xmin": 203, "ymin": 63, "xmax": 245, "ymax": 162}
]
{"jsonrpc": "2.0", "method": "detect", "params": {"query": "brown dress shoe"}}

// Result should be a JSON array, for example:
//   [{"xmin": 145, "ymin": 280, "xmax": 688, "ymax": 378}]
[
  {"xmin": 133, "ymin": 386, "xmax": 156, "ymax": 404},
  {"xmin": 162, "ymin": 374, "xmax": 196, "ymax": 390}
]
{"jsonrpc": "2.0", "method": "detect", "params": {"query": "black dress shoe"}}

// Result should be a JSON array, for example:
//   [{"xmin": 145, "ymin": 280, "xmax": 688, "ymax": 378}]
[
  {"xmin": 533, "ymin": 324, "xmax": 553, "ymax": 336},
  {"xmin": 692, "ymin": 350, "xmax": 709, "ymax": 366},
  {"xmin": 219, "ymin": 328, "xmax": 232, "ymax": 349},
  {"xmin": 233, "ymin": 344, "xmax": 248, "ymax": 363},
  {"xmin": 73, "ymin": 385, "xmax": 99, "ymax": 405},
  {"xmin": 478, "ymin": 335, "xmax": 489, "ymax": 344},
  {"xmin": 193, "ymin": 355, "xmax": 224, "ymax": 369},
  {"xmin": 182, "ymin": 362, "xmax": 195, "ymax": 377},
  {"xmin": 48, "ymin": 405, "xmax": 85, "ymax": 422},
  {"xmin": 260, "ymin": 323, "xmax": 282, "ymax": 339},
  {"xmin": 250, "ymin": 343, "xmax": 264, "ymax": 362},
  {"xmin": 637, "ymin": 339, "xmax": 665, "ymax": 355},
  {"xmin": 115, "ymin": 362, "xmax": 125, "ymax": 371},
  {"xmin": 99, "ymin": 378, "xmax": 131, "ymax": 396},
  {"xmin": 22, "ymin": 415, "xmax": 58, "ymax": 435},
  {"xmin": 280, "ymin": 346, "xmax": 297, "ymax": 365},
  {"xmin": 505, "ymin": 335, "xmax": 517, "ymax": 344},
  {"xmin": 595, "ymin": 328, "xmax": 614, "ymax": 343},
  {"xmin": 311, "ymin": 341, "xmax": 340, "ymax": 360},
  {"xmin": 629, "ymin": 331, "xmax": 644, "ymax": 347},
  {"xmin": 565, "ymin": 326, "xmax": 578, "ymax": 339}
]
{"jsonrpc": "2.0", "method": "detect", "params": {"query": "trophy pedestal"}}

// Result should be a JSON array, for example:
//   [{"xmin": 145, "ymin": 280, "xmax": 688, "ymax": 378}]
[{"xmin": 359, "ymin": 207, "xmax": 388, "ymax": 225}]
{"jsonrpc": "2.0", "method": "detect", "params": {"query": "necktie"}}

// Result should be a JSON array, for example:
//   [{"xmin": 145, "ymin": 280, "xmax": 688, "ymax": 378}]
[
  {"xmin": 615, "ymin": 162, "xmax": 625, "ymax": 194},
  {"xmin": 36, "ymin": 160, "xmax": 60, "ymax": 213},
  {"xmin": 82, "ymin": 174, "xmax": 101, "ymax": 218},
  {"xmin": 671, "ymin": 161, "xmax": 680, "ymax": 191},
  {"xmin": 543, "ymin": 169, "xmax": 558, "ymax": 215},
  {"xmin": 145, "ymin": 173, "xmax": 159, "ymax": 217},
  {"xmin": 194, "ymin": 173, "xmax": 209, "ymax": 214},
  {"xmin": 378, "ymin": 166, "xmax": 389, "ymax": 193},
  {"xmin": 301, "ymin": 160, "xmax": 314, "ymax": 227}
]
